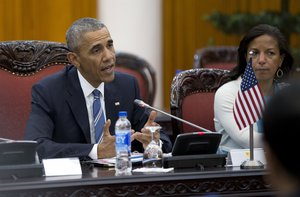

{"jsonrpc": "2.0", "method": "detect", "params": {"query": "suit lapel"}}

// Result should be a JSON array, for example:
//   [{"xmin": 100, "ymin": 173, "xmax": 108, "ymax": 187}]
[
  {"xmin": 65, "ymin": 67, "xmax": 91, "ymax": 142},
  {"xmin": 105, "ymin": 82, "xmax": 121, "ymax": 135}
]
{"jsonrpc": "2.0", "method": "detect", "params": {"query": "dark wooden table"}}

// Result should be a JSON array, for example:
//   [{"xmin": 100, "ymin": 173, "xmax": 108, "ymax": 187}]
[{"xmin": 0, "ymin": 164, "xmax": 276, "ymax": 197}]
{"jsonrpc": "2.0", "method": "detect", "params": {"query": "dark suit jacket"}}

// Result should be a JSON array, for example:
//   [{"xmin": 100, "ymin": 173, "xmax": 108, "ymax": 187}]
[{"xmin": 25, "ymin": 65, "xmax": 172, "ymax": 160}]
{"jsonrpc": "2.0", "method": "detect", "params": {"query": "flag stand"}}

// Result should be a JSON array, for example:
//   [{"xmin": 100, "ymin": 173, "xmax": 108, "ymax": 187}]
[{"xmin": 240, "ymin": 124, "xmax": 264, "ymax": 169}]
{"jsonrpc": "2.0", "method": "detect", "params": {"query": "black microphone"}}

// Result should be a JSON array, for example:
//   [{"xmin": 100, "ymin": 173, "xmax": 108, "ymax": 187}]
[{"xmin": 134, "ymin": 99, "xmax": 212, "ymax": 132}]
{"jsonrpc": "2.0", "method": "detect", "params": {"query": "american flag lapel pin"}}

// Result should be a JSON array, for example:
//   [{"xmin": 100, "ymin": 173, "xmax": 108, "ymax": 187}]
[{"xmin": 115, "ymin": 102, "xmax": 120, "ymax": 106}]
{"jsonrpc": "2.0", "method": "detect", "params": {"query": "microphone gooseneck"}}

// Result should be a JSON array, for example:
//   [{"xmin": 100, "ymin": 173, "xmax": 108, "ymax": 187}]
[
  {"xmin": 134, "ymin": 99, "xmax": 212, "ymax": 132},
  {"xmin": 134, "ymin": 99, "xmax": 149, "ymax": 107}
]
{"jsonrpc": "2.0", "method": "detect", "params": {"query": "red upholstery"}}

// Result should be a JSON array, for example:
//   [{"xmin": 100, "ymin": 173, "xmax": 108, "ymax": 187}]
[
  {"xmin": 181, "ymin": 92, "xmax": 215, "ymax": 132},
  {"xmin": 0, "ymin": 66, "xmax": 65, "ymax": 139},
  {"xmin": 170, "ymin": 68, "xmax": 230, "ymax": 136},
  {"xmin": 114, "ymin": 67, "xmax": 147, "ymax": 105},
  {"xmin": 0, "ymin": 40, "xmax": 70, "ymax": 140},
  {"xmin": 115, "ymin": 52, "xmax": 156, "ymax": 105}
]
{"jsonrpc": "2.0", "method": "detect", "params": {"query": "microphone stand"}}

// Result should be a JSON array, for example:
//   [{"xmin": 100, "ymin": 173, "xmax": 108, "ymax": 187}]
[{"xmin": 137, "ymin": 101, "xmax": 212, "ymax": 133}]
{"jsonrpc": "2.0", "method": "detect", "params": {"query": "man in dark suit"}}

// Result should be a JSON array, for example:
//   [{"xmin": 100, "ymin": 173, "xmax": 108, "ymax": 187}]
[{"xmin": 25, "ymin": 17, "xmax": 172, "ymax": 160}]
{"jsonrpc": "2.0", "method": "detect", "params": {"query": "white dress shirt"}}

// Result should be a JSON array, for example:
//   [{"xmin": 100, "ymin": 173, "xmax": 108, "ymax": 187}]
[{"xmin": 77, "ymin": 70, "xmax": 106, "ymax": 159}]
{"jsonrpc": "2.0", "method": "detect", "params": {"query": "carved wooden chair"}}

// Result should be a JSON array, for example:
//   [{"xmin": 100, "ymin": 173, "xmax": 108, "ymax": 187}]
[
  {"xmin": 170, "ymin": 68, "xmax": 230, "ymax": 137},
  {"xmin": 0, "ymin": 40, "xmax": 70, "ymax": 140},
  {"xmin": 193, "ymin": 46, "xmax": 238, "ymax": 70},
  {"xmin": 115, "ymin": 52, "xmax": 156, "ymax": 106}
]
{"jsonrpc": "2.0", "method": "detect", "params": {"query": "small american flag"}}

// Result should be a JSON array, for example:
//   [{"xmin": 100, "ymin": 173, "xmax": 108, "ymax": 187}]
[{"xmin": 233, "ymin": 58, "xmax": 265, "ymax": 130}]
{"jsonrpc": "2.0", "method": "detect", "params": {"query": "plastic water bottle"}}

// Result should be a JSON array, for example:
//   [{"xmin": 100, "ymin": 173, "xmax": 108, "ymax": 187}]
[{"xmin": 115, "ymin": 111, "xmax": 132, "ymax": 175}]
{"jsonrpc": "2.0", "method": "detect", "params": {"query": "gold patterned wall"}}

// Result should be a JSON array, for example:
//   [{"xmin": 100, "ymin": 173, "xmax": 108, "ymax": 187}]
[{"xmin": 0, "ymin": 0, "xmax": 96, "ymax": 42}]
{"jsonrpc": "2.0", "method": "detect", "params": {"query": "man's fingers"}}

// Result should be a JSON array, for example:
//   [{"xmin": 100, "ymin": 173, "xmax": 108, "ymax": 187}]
[
  {"xmin": 132, "ymin": 132, "xmax": 149, "ymax": 144},
  {"xmin": 103, "ymin": 119, "xmax": 111, "ymax": 136},
  {"xmin": 131, "ymin": 129, "xmax": 136, "ymax": 141},
  {"xmin": 131, "ymin": 129, "xmax": 135, "ymax": 135},
  {"xmin": 146, "ymin": 110, "xmax": 157, "ymax": 125},
  {"xmin": 141, "ymin": 127, "xmax": 150, "ymax": 134}
]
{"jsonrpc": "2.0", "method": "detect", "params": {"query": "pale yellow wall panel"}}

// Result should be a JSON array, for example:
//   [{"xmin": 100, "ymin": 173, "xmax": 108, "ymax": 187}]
[
  {"xmin": 1, "ymin": 0, "xmax": 23, "ymax": 40},
  {"xmin": 0, "ymin": 0, "xmax": 96, "ymax": 42}
]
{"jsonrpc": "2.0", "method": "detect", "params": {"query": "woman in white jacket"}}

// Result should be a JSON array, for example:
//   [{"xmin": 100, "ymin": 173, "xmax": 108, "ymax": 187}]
[{"xmin": 214, "ymin": 24, "xmax": 293, "ymax": 153}]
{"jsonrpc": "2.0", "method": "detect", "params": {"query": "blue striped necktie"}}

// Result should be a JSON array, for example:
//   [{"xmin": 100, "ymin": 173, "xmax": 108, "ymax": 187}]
[{"xmin": 92, "ymin": 89, "xmax": 105, "ymax": 143}]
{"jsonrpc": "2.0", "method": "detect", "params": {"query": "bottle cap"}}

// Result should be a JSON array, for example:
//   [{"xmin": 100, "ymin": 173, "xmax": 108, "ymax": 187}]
[{"xmin": 119, "ymin": 111, "xmax": 127, "ymax": 117}]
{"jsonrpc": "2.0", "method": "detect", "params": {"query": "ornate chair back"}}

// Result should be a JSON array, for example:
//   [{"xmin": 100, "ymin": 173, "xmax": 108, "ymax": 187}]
[
  {"xmin": 0, "ymin": 40, "xmax": 70, "ymax": 140},
  {"xmin": 170, "ymin": 68, "xmax": 230, "ymax": 137},
  {"xmin": 193, "ymin": 46, "xmax": 238, "ymax": 70},
  {"xmin": 115, "ymin": 52, "xmax": 156, "ymax": 106}
]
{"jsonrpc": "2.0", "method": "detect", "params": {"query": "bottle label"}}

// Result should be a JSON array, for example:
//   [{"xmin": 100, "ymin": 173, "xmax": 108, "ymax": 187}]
[{"xmin": 115, "ymin": 129, "xmax": 131, "ymax": 154}]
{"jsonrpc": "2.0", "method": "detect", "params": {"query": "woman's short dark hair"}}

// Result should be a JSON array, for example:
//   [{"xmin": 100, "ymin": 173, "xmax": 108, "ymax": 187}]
[{"xmin": 229, "ymin": 24, "xmax": 294, "ymax": 82}]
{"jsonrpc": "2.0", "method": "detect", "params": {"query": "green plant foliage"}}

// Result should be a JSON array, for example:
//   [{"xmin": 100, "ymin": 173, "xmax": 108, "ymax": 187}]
[{"xmin": 205, "ymin": 11, "xmax": 300, "ymax": 36}]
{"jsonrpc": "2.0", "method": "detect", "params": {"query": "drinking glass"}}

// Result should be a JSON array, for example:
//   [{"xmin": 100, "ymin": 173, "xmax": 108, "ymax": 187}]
[{"xmin": 143, "ymin": 126, "xmax": 163, "ymax": 168}]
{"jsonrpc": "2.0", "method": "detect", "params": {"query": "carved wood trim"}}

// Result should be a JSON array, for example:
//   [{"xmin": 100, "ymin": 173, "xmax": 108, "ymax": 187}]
[
  {"xmin": 0, "ymin": 40, "xmax": 70, "ymax": 76},
  {"xmin": 0, "ymin": 175, "xmax": 273, "ymax": 197},
  {"xmin": 170, "ymin": 68, "xmax": 230, "ymax": 109}
]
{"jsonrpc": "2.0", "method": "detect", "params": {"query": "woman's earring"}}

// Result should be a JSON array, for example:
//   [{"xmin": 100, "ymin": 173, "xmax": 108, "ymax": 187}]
[{"xmin": 276, "ymin": 68, "xmax": 283, "ymax": 78}]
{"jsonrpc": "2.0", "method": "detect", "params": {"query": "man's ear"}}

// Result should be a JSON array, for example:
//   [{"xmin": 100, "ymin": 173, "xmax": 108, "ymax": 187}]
[{"xmin": 67, "ymin": 52, "xmax": 80, "ymax": 69}]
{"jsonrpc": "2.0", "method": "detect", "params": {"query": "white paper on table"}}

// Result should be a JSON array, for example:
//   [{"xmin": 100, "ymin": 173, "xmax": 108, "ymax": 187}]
[
  {"xmin": 132, "ymin": 167, "xmax": 174, "ymax": 173},
  {"xmin": 227, "ymin": 148, "xmax": 266, "ymax": 166},
  {"xmin": 43, "ymin": 157, "xmax": 82, "ymax": 176},
  {"xmin": 90, "ymin": 153, "xmax": 143, "ymax": 166}
]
